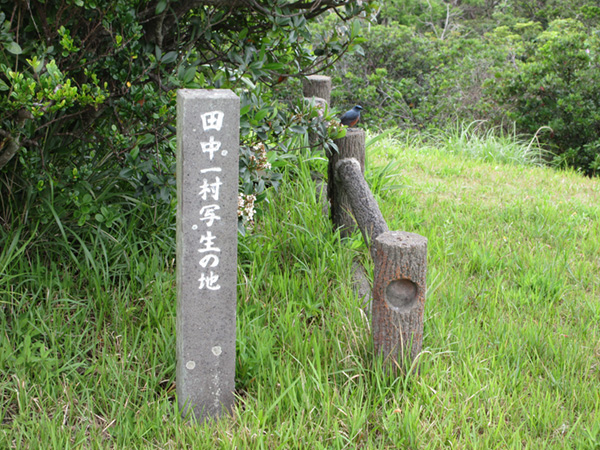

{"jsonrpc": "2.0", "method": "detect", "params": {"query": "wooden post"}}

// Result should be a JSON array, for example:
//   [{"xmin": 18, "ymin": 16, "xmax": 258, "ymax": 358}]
[
  {"xmin": 328, "ymin": 128, "xmax": 365, "ymax": 237},
  {"xmin": 305, "ymin": 96, "xmax": 328, "ymax": 153},
  {"xmin": 302, "ymin": 75, "xmax": 332, "ymax": 104},
  {"xmin": 372, "ymin": 231, "xmax": 427, "ymax": 370},
  {"xmin": 334, "ymin": 158, "xmax": 389, "ymax": 250},
  {"xmin": 302, "ymin": 76, "xmax": 331, "ymax": 208}
]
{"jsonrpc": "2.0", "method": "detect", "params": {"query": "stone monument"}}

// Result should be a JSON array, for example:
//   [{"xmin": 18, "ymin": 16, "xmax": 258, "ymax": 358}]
[{"xmin": 176, "ymin": 89, "xmax": 239, "ymax": 421}]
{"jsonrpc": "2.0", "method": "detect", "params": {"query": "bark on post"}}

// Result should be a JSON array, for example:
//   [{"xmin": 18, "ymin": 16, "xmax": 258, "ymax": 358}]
[
  {"xmin": 302, "ymin": 77, "xmax": 331, "ymax": 204},
  {"xmin": 328, "ymin": 128, "xmax": 365, "ymax": 237},
  {"xmin": 334, "ymin": 158, "xmax": 389, "ymax": 251},
  {"xmin": 304, "ymin": 96, "xmax": 328, "ymax": 153},
  {"xmin": 302, "ymin": 75, "xmax": 332, "ymax": 104},
  {"xmin": 372, "ymin": 231, "xmax": 427, "ymax": 371}
]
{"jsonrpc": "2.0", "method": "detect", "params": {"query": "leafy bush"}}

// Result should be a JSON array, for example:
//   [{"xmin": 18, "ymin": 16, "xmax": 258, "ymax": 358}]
[
  {"xmin": 330, "ymin": 22, "xmax": 446, "ymax": 130},
  {"xmin": 329, "ymin": 21, "xmax": 502, "ymax": 131},
  {"xmin": 0, "ymin": 0, "xmax": 370, "ymax": 250},
  {"xmin": 492, "ymin": 0, "xmax": 600, "ymax": 28},
  {"xmin": 488, "ymin": 19, "xmax": 600, "ymax": 174}
]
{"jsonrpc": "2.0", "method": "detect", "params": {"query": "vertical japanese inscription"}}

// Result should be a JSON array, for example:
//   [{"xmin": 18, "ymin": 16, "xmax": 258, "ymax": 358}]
[{"xmin": 176, "ymin": 90, "xmax": 239, "ymax": 422}]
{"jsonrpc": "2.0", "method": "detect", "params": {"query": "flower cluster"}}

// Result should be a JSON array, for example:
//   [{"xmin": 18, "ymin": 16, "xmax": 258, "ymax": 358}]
[
  {"xmin": 238, "ymin": 193, "xmax": 257, "ymax": 225},
  {"xmin": 248, "ymin": 142, "xmax": 271, "ymax": 171},
  {"xmin": 325, "ymin": 119, "xmax": 344, "ymax": 138}
]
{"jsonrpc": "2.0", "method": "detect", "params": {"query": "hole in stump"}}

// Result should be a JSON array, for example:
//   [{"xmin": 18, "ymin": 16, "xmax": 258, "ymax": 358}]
[{"xmin": 385, "ymin": 279, "xmax": 418, "ymax": 313}]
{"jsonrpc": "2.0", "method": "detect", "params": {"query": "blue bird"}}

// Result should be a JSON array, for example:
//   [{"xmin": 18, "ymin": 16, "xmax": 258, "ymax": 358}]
[{"xmin": 340, "ymin": 105, "xmax": 363, "ymax": 127}]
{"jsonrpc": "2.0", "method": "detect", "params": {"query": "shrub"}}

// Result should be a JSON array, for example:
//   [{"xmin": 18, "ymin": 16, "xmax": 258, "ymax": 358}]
[
  {"xmin": 0, "ymin": 0, "xmax": 371, "ymax": 248},
  {"xmin": 328, "ymin": 21, "xmax": 505, "ymax": 132},
  {"xmin": 488, "ymin": 19, "xmax": 600, "ymax": 174}
]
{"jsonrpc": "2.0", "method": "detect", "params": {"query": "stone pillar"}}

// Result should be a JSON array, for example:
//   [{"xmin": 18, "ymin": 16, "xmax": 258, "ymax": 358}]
[
  {"xmin": 327, "ymin": 128, "xmax": 366, "ymax": 237},
  {"xmin": 302, "ymin": 75, "xmax": 332, "ymax": 104},
  {"xmin": 176, "ymin": 89, "xmax": 239, "ymax": 421},
  {"xmin": 372, "ymin": 231, "xmax": 427, "ymax": 371}
]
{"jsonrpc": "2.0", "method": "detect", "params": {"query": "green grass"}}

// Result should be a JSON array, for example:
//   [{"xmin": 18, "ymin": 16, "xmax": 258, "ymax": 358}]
[{"xmin": 2, "ymin": 131, "xmax": 600, "ymax": 448}]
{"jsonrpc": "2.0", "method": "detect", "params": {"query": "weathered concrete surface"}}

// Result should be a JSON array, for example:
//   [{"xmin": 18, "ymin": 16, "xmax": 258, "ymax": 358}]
[{"xmin": 176, "ymin": 89, "xmax": 239, "ymax": 421}]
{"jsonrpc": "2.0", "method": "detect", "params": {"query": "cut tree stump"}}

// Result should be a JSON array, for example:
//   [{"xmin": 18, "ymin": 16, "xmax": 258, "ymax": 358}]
[
  {"xmin": 372, "ymin": 231, "xmax": 427, "ymax": 371},
  {"xmin": 302, "ymin": 75, "xmax": 332, "ymax": 104}
]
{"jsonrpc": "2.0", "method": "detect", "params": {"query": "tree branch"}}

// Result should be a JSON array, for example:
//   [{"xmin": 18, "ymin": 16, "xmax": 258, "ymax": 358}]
[
  {"xmin": 0, "ymin": 133, "xmax": 21, "ymax": 171},
  {"xmin": 0, "ymin": 109, "xmax": 34, "ymax": 170}
]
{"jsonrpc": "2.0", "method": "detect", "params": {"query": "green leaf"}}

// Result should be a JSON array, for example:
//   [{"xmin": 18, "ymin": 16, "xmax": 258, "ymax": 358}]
[
  {"xmin": 238, "ymin": 220, "xmax": 246, "ymax": 236},
  {"xmin": 254, "ymin": 109, "xmax": 269, "ymax": 122},
  {"xmin": 46, "ymin": 60, "xmax": 62, "ymax": 80},
  {"xmin": 119, "ymin": 168, "xmax": 133, "ymax": 178},
  {"xmin": 27, "ymin": 57, "xmax": 45, "ymax": 73},
  {"xmin": 146, "ymin": 173, "xmax": 162, "ymax": 184},
  {"xmin": 291, "ymin": 125, "xmax": 306, "ymax": 134},
  {"xmin": 181, "ymin": 65, "xmax": 196, "ymax": 84},
  {"xmin": 130, "ymin": 146, "xmax": 140, "ymax": 160},
  {"xmin": 5, "ymin": 42, "xmax": 22, "ymax": 55},
  {"xmin": 240, "ymin": 77, "xmax": 256, "ymax": 89},
  {"xmin": 351, "ymin": 19, "xmax": 361, "ymax": 38},
  {"xmin": 156, "ymin": 0, "xmax": 168, "ymax": 14},
  {"xmin": 263, "ymin": 62, "xmax": 286, "ymax": 70},
  {"xmin": 161, "ymin": 51, "xmax": 178, "ymax": 64},
  {"xmin": 138, "ymin": 134, "xmax": 154, "ymax": 145}
]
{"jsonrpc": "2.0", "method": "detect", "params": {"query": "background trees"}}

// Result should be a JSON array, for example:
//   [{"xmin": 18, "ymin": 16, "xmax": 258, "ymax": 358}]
[{"xmin": 330, "ymin": 0, "xmax": 600, "ymax": 174}]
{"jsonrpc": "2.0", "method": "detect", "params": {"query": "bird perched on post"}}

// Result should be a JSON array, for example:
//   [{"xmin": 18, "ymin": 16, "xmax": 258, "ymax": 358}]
[{"xmin": 340, "ymin": 105, "xmax": 363, "ymax": 127}]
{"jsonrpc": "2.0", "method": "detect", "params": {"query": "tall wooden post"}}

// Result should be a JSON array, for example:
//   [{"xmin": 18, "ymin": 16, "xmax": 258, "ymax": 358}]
[
  {"xmin": 328, "ymin": 128, "xmax": 365, "ymax": 237},
  {"xmin": 303, "ymin": 76, "xmax": 331, "ymax": 155}
]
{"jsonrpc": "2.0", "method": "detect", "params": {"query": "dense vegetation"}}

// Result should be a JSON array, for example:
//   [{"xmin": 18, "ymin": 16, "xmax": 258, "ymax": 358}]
[
  {"xmin": 331, "ymin": 0, "xmax": 600, "ymax": 174},
  {"xmin": 0, "ymin": 0, "xmax": 371, "ymax": 246},
  {"xmin": 2, "ymin": 1, "xmax": 600, "ymax": 446},
  {"xmin": 2, "ymin": 0, "xmax": 600, "ymax": 255}
]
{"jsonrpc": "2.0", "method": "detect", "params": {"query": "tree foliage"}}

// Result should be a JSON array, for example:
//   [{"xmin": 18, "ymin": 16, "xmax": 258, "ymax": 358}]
[
  {"xmin": 0, "ymin": 0, "xmax": 372, "ymax": 236},
  {"xmin": 488, "ymin": 18, "xmax": 600, "ymax": 174},
  {"xmin": 330, "ymin": 0, "xmax": 600, "ymax": 174}
]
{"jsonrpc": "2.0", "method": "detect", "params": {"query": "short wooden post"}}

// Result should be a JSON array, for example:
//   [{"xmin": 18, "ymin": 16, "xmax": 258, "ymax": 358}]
[
  {"xmin": 302, "ymin": 75, "xmax": 332, "ymax": 104},
  {"xmin": 372, "ymin": 231, "xmax": 427, "ymax": 370},
  {"xmin": 328, "ymin": 128, "xmax": 365, "ymax": 237}
]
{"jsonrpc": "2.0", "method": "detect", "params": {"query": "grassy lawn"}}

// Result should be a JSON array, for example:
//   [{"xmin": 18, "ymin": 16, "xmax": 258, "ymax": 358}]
[{"xmin": 1, "ymin": 132, "xmax": 599, "ymax": 448}]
